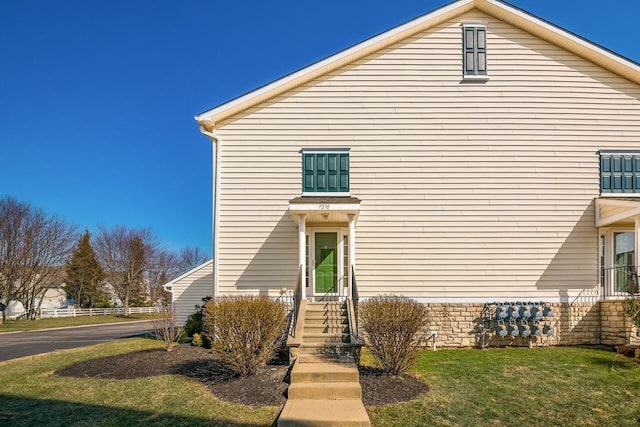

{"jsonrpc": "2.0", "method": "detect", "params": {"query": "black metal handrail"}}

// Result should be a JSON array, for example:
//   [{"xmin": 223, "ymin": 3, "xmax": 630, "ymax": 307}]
[
  {"xmin": 351, "ymin": 265, "xmax": 359, "ymax": 338},
  {"xmin": 601, "ymin": 265, "xmax": 639, "ymax": 298},
  {"xmin": 290, "ymin": 265, "xmax": 302, "ymax": 337}
]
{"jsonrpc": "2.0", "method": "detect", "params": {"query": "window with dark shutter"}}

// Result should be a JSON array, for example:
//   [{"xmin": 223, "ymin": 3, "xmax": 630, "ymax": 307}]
[
  {"xmin": 462, "ymin": 24, "xmax": 488, "ymax": 78},
  {"xmin": 301, "ymin": 149, "xmax": 350, "ymax": 195},
  {"xmin": 600, "ymin": 151, "xmax": 640, "ymax": 194}
]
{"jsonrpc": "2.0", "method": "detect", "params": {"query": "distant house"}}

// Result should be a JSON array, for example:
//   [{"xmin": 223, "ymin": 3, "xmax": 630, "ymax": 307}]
[
  {"xmin": 164, "ymin": 260, "xmax": 213, "ymax": 325},
  {"xmin": 181, "ymin": 0, "xmax": 640, "ymax": 347},
  {"xmin": 5, "ymin": 285, "xmax": 70, "ymax": 320}
]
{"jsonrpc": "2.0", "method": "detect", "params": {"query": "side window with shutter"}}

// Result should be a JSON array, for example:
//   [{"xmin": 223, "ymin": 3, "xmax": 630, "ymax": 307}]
[
  {"xmin": 462, "ymin": 24, "xmax": 487, "ymax": 77},
  {"xmin": 301, "ymin": 150, "xmax": 350, "ymax": 195},
  {"xmin": 600, "ymin": 151, "xmax": 640, "ymax": 194}
]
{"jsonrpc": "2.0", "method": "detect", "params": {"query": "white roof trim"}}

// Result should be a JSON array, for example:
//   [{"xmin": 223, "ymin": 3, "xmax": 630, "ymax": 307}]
[
  {"xmin": 196, "ymin": 0, "xmax": 640, "ymax": 128},
  {"xmin": 163, "ymin": 259, "xmax": 213, "ymax": 289},
  {"xmin": 196, "ymin": 0, "xmax": 475, "ymax": 126},
  {"xmin": 481, "ymin": 0, "xmax": 640, "ymax": 75}
]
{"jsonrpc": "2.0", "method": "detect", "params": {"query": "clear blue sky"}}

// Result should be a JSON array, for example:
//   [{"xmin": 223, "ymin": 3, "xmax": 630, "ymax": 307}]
[{"xmin": 1, "ymin": 0, "xmax": 638, "ymax": 254}]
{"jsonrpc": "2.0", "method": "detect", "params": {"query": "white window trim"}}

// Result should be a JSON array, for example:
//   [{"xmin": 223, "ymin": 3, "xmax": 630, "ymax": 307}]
[
  {"xmin": 599, "ymin": 227, "xmax": 636, "ymax": 298},
  {"xmin": 600, "ymin": 193, "xmax": 640, "ymax": 198},
  {"xmin": 302, "ymin": 191, "xmax": 351, "ymax": 197},
  {"xmin": 300, "ymin": 148, "xmax": 350, "ymax": 154}
]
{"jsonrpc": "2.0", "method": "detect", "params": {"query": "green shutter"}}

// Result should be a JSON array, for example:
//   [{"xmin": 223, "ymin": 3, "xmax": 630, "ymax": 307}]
[
  {"xmin": 463, "ymin": 27, "xmax": 475, "ymax": 74},
  {"xmin": 302, "ymin": 152, "xmax": 349, "ymax": 193},
  {"xmin": 601, "ymin": 155, "xmax": 612, "ymax": 192},
  {"xmin": 463, "ymin": 26, "xmax": 487, "ymax": 76},
  {"xmin": 476, "ymin": 28, "xmax": 487, "ymax": 74},
  {"xmin": 600, "ymin": 153, "xmax": 640, "ymax": 193}
]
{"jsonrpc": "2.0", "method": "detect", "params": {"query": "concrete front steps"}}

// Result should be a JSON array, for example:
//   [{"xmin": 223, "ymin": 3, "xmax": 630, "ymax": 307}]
[
  {"xmin": 278, "ymin": 354, "xmax": 370, "ymax": 427},
  {"xmin": 279, "ymin": 301, "xmax": 370, "ymax": 426}
]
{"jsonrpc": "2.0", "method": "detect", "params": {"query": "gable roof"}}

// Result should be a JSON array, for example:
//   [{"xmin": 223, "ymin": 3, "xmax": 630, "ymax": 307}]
[
  {"xmin": 196, "ymin": 0, "xmax": 640, "ymax": 130},
  {"xmin": 162, "ymin": 259, "xmax": 213, "ymax": 291}
]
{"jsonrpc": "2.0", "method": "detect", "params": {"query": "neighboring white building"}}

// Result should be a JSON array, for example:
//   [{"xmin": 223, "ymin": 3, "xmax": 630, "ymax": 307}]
[
  {"xmin": 164, "ymin": 260, "xmax": 213, "ymax": 324},
  {"xmin": 4, "ymin": 286, "xmax": 69, "ymax": 319},
  {"xmin": 180, "ymin": 0, "xmax": 640, "ymax": 346}
]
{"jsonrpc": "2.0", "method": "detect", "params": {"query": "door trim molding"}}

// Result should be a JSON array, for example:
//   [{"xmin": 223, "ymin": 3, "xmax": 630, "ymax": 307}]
[{"xmin": 307, "ymin": 227, "xmax": 347, "ymax": 300}]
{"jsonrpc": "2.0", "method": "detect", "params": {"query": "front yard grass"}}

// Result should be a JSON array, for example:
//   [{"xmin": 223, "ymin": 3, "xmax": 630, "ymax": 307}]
[
  {"xmin": 0, "ymin": 313, "xmax": 156, "ymax": 332},
  {"xmin": 367, "ymin": 346, "xmax": 640, "ymax": 426},
  {"xmin": 2, "ymin": 341, "xmax": 640, "ymax": 426},
  {"xmin": 0, "ymin": 338, "xmax": 279, "ymax": 426}
]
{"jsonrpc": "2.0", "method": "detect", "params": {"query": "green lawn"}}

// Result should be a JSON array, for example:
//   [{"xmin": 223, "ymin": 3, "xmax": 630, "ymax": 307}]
[
  {"xmin": 368, "ymin": 346, "xmax": 640, "ymax": 426},
  {"xmin": 0, "ymin": 338, "xmax": 279, "ymax": 427},
  {"xmin": 2, "ymin": 342, "xmax": 640, "ymax": 426},
  {"xmin": 0, "ymin": 313, "xmax": 156, "ymax": 332}
]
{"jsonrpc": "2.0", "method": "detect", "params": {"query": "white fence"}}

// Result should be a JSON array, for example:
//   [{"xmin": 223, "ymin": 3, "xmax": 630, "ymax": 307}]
[{"xmin": 39, "ymin": 306, "xmax": 159, "ymax": 318}]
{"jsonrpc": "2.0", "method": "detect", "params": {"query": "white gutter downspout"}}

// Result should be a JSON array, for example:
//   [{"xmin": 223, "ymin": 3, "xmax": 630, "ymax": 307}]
[{"xmin": 198, "ymin": 124, "xmax": 220, "ymax": 298}]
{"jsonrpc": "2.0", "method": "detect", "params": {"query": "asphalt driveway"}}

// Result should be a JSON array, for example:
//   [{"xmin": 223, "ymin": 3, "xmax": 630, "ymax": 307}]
[{"xmin": 0, "ymin": 321, "xmax": 154, "ymax": 362}]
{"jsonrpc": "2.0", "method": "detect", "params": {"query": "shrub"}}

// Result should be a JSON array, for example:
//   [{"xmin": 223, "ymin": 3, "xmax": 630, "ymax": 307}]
[
  {"xmin": 203, "ymin": 296, "xmax": 286, "ymax": 376},
  {"xmin": 623, "ymin": 298, "xmax": 640, "ymax": 331},
  {"xmin": 360, "ymin": 295, "xmax": 429, "ymax": 375},
  {"xmin": 152, "ymin": 305, "xmax": 184, "ymax": 352},
  {"xmin": 191, "ymin": 332, "xmax": 203, "ymax": 346},
  {"xmin": 184, "ymin": 297, "xmax": 211, "ymax": 346}
]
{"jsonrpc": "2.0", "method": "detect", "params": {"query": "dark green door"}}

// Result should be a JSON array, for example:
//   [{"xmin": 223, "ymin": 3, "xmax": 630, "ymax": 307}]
[{"xmin": 315, "ymin": 232, "xmax": 338, "ymax": 294}]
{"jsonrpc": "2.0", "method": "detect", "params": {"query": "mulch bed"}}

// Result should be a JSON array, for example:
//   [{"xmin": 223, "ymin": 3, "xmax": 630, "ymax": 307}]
[
  {"xmin": 358, "ymin": 366, "xmax": 428, "ymax": 406},
  {"xmin": 55, "ymin": 344, "xmax": 427, "ymax": 407}
]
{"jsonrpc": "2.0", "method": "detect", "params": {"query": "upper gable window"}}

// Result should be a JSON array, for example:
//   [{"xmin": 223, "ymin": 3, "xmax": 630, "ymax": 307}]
[
  {"xmin": 462, "ymin": 23, "xmax": 488, "ymax": 79},
  {"xmin": 600, "ymin": 151, "xmax": 640, "ymax": 195},
  {"xmin": 301, "ymin": 149, "xmax": 350, "ymax": 196}
]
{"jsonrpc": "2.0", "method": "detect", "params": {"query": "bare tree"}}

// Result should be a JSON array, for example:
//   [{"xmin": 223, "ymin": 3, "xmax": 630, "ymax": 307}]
[
  {"xmin": 178, "ymin": 246, "xmax": 210, "ymax": 274},
  {"xmin": 93, "ymin": 225, "xmax": 160, "ymax": 313},
  {"xmin": 0, "ymin": 196, "xmax": 77, "ymax": 321},
  {"xmin": 148, "ymin": 249, "xmax": 180, "ymax": 305}
]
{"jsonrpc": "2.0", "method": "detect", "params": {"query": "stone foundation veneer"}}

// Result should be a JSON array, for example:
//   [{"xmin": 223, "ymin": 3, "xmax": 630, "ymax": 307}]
[{"xmin": 420, "ymin": 301, "xmax": 640, "ymax": 348}]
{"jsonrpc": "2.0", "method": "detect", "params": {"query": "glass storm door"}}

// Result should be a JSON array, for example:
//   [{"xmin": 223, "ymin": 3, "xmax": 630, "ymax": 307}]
[
  {"xmin": 315, "ymin": 232, "xmax": 338, "ymax": 294},
  {"xmin": 614, "ymin": 231, "xmax": 635, "ymax": 292}
]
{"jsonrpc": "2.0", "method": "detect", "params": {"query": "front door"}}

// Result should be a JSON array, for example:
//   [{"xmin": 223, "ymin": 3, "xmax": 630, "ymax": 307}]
[{"xmin": 315, "ymin": 232, "xmax": 338, "ymax": 294}]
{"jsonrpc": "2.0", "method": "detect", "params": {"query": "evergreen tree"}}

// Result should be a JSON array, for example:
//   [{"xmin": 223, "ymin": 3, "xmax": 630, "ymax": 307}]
[{"xmin": 65, "ymin": 231, "xmax": 106, "ymax": 308}]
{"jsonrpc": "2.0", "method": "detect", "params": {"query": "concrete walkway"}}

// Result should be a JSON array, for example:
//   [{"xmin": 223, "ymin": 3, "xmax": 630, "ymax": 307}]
[{"xmin": 278, "ymin": 354, "xmax": 370, "ymax": 427}]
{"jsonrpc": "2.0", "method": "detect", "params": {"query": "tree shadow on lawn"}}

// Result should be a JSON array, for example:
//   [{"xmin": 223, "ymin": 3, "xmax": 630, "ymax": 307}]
[
  {"xmin": 0, "ymin": 394, "xmax": 265, "ymax": 427},
  {"xmin": 55, "ymin": 345, "xmax": 290, "ymax": 407}
]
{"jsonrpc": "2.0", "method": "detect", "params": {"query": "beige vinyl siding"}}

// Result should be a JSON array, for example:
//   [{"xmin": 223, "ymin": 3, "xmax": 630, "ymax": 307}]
[
  {"xmin": 169, "ymin": 261, "xmax": 213, "ymax": 325},
  {"xmin": 214, "ymin": 10, "xmax": 640, "ymax": 300}
]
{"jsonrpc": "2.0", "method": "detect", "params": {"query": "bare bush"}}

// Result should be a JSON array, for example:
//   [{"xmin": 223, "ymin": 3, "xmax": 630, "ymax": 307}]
[
  {"xmin": 152, "ymin": 305, "xmax": 183, "ymax": 352},
  {"xmin": 360, "ymin": 295, "xmax": 429, "ymax": 375},
  {"xmin": 203, "ymin": 296, "xmax": 286, "ymax": 376}
]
